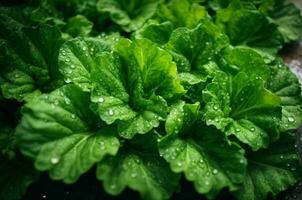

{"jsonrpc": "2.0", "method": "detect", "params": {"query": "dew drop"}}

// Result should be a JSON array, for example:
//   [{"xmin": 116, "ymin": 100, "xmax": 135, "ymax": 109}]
[
  {"xmin": 280, "ymin": 155, "xmax": 284, "ymax": 159},
  {"xmin": 288, "ymin": 117, "xmax": 295, "ymax": 123},
  {"xmin": 82, "ymin": 47, "xmax": 86, "ymax": 51},
  {"xmin": 212, "ymin": 169, "xmax": 218, "ymax": 174},
  {"xmin": 199, "ymin": 159, "xmax": 204, "ymax": 163},
  {"xmin": 65, "ymin": 78, "xmax": 71, "ymax": 83},
  {"xmin": 98, "ymin": 97, "xmax": 104, "ymax": 103},
  {"xmin": 14, "ymin": 74, "xmax": 19, "ymax": 78},
  {"xmin": 108, "ymin": 109, "xmax": 114, "ymax": 116},
  {"xmin": 177, "ymin": 162, "xmax": 182, "ymax": 167},
  {"xmin": 51, "ymin": 157, "xmax": 59, "ymax": 164},
  {"xmin": 65, "ymin": 58, "xmax": 70, "ymax": 62},
  {"xmin": 71, "ymin": 114, "xmax": 76, "ymax": 119},
  {"xmin": 236, "ymin": 128, "xmax": 241, "ymax": 132},
  {"xmin": 131, "ymin": 173, "xmax": 137, "ymax": 178},
  {"xmin": 70, "ymin": 65, "xmax": 75, "ymax": 69},
  {"xmin": 213, "ymin": 106, "xmax": 218, "ymax": 110},
  {"xmin": 250, "ymin": 127, "xmax": 255, "ymax": 132}
]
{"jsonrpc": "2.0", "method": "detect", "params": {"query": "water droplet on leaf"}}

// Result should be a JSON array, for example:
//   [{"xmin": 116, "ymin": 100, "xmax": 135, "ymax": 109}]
[
  {"xmin": 108, "ymin": 109, "xmax": 114, "ymax": 116},
  {"xmin": 51, "ymin": 157, "xmax": 59, "ymax": 164},
  {"xmin": 288, "ymin": 117, "xmax": 295, "ymax": 123},
  {"xmin": 98, "ymin": 97, "xmax": 104, "ymax": 103}
]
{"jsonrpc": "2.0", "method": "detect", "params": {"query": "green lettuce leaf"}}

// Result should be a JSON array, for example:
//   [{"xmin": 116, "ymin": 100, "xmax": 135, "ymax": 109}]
[
  {"xmin": 30, "ymin": 0, "xmax": 66, "ymax": 28},
  {"xmin": 64, "ymin": 15, "xmax": 93, "ymax": 37},
  {"xmin": 97, "ymin": 148, "xmax": 179, "ymax": 200},
  {"xmin": 156, "ymin": 0, "xmax": 207, "ymax": 29},
  {"xmin": 203, "ymin": 71, "xmax": 281, "ymax": 150},
  {"xmin": 16, "ymin": 85, "xmax": 119, "ymax": 183},
  {"xmin": 267, "ymin": 63, "xmax": 302, "ymax": 132},
  {"xmin": 0, "ymin": 13, "xmax": 63, "ymax": 101},
  {"xmin": 58, "ymin": 37, "xmax": 115, "ymax": 91},
  {"xmin": 166, "ymin": 20, "xmax": 229, "ymax": 72},
  {"xmin": 133, "ymin": 20, "xmax": 174, "ymax": 45},
  {"xmin": 116, "ymin": 38, "xmax": 185, "ymax": 100},
  {"xmin": 269, "ymin": 2, "xmax": 302, "ymax": 43},
  {"xmin": 89, "ymin": 38, "xmax": 185, "ymax": 138},
  {"xmin": 165, "ymin": 100, "xmax": 200, "ymax": 135},
  {"xmin": 159, "ymin": 126, "xmax": 246, "ymax": 199},
  {"xmin": 97, "ymin": 0, "xmax": 159, "ymax": 32},
  {"xmin": 220, "ymin": 46, "xmax": 270, "ymax": 78},
  {"xmin": 233, "ymin": 133, "xmax": 302, "ymax": 200},
  {"xmin": 216, "ymin": 1, "xmax": 283, "ymax": 54}
]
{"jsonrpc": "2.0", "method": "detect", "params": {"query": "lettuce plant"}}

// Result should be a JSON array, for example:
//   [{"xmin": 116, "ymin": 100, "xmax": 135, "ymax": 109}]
[{"xmin": 0, "ymin": 0, "xmax": 302, "ymax": 200}]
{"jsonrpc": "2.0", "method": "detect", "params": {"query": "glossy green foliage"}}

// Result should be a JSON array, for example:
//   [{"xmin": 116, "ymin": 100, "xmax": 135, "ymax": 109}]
[{"xmin": 0, "ymin": 0, "xmax": 301, "ymax": 200}]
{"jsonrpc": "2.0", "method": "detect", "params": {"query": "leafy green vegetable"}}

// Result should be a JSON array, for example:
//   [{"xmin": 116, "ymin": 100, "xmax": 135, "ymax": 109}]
[
  {"xmin": 90, "ymin": 38, "xmax": 185, "ymax": 138},
  {"xmin": 203, "ymin": 70, "xmax": 281, "ymax": 150},
  {"xmin": 156, "ymin": 0, "xmax": 208, "ymax": 29},
  {"xmin": 159, "ymin": 124, "xmax": 246, "ymax": 199},
  {"xmin": 233, "ymin": 133, "xmax": 302, "ymax": 200},
  {"xmin": 16, "ymin": 85, "xmax": 120, "ymax": 183},
  {"xmin": 0, "ymin": 0, "xmax": 302, "ymax": 200},
  {"xmin": 97, "ymin": 0, "xmax": 159, "ymax": 32},
  {"xmin": 267, "ymin": 61, "xmax": 302, "ymax": 132},
  {"xmin": 64, "ymin": 15, "xmax": 93, "ymax": 37},
  {"xmin": 0, "ymin": 13, "xmax": 63, "ymax": 101},
  {"xmin": 97, "ymin": 148, "xmax": 179, "ymax": 200},
  {"xmin": 268, "ymin": 1, "xmax": 302, "ymax": 43},
  {"xmin": 215, "ymin": 0, "xmax": 283, "ymax": 54}
]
